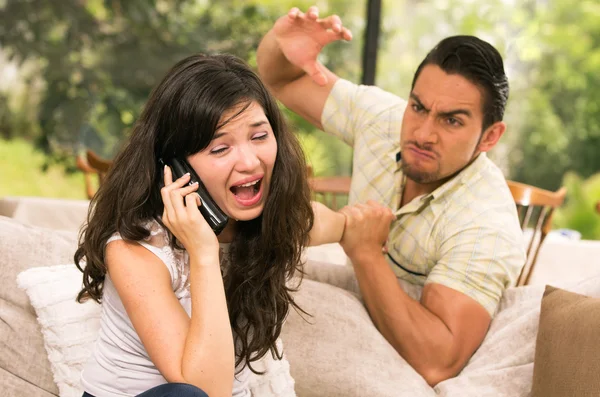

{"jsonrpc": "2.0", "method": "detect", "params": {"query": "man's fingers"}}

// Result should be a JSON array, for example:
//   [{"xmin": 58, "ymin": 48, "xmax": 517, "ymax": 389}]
[
  {"xmin": 388, "ymin": 209, "xmax": 396, "ymax": 222},
  {"xmin": 318, "ymin": 14, "xmax": 342, "ymax": 32},
  {"xmin": 307, "ymin": 6, "xmax": 319, "ymax": 19},
  {"xmin": 288, "ymin": 7, "xmax": 300, "ymax": 19},
  {"xmin": 342, "ymin": 27, "xmax": 353, "ymax": 41},
  {"xmin": 318, "ymin": 16, "xmax": 352, "ymax": 41}
]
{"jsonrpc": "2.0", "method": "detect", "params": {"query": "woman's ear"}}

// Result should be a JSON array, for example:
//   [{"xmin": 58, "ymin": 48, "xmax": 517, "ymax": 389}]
[{"xmin": 478, "ymin": 121, "xmax": 506, "ymax": 152}]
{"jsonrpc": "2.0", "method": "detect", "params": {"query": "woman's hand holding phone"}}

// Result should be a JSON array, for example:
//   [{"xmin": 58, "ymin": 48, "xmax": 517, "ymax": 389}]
[{"xmin": 161, "ymin": 165, "xmax": 220, "ymax": 265}]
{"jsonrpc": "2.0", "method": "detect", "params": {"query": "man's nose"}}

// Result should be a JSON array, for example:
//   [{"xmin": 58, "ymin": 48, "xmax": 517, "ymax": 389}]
[
  {"xmin": 413, "ymin": 116, "xmax": 437, "ymax": 144},
  {"xmin": 235, "ymin": 145, "xmax": 261, "ymax": 171}
]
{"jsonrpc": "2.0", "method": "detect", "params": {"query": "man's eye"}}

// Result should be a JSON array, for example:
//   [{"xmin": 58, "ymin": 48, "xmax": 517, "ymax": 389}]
[
  {"xmin": 411, "ymin": 103, "xmax": 424, "ymax": 113},
  {"xmin": 447, "ymin": 117, "xmax": 461, "ymax": 126}
]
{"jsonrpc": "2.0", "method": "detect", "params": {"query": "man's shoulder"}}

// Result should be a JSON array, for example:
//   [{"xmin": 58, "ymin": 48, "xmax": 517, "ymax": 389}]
[
  {"xmin": 435, "ymin": 156, "xmax": 519, "ymax": 230},
  {"xmin": 456, "ymin": 155, "xmax": 512, "ymax": 202},
  {"xmin": 332, "ymin": 79, "xmax": 407, "ymax": 115}
]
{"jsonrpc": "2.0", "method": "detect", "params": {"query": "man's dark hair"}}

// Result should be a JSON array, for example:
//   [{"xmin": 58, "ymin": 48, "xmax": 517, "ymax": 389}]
[{"xmin": 411, "ymin": 35, "xmax": 509, "ymax": 131}]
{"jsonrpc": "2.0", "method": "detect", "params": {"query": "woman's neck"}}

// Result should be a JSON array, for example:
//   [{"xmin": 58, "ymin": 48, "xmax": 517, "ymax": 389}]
[{"xmin": 217, "ymin": 219, "xmax": 237, "ymax": 243}]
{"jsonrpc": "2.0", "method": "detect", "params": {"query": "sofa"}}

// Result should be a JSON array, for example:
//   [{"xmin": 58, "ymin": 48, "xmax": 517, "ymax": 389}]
[{"xmin": 2, "ymin": 196, "xmax": 600, "ymax": 397}]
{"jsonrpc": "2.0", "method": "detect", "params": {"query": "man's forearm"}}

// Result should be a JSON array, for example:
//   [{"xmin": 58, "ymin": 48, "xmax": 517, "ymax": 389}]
[
  {"xmin": 351, "ymin": 254, "xmax": 459, "ymax": 385},
  {"xmin": 256, "ymin": 29, "xmax": 305, "ymax": 91}
]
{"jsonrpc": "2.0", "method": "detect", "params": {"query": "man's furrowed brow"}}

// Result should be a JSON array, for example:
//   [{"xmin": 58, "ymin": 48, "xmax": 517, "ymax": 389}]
[
  {"xmin": 438, "ymin": 109, "xmax": 473, "ymax": 118},
  {"xmin": 410, "ymin": 93, "xmax": 473, "ymax": 118},
  {"xmin": 409, "ymin": 93, "xmax": 426, "ymax": 109}
]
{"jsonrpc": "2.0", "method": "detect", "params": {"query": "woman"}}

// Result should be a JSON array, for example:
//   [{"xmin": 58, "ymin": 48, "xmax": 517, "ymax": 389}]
[{"xmin": 74, "ymin": 53, "xmax": 345, "ymax": 397}]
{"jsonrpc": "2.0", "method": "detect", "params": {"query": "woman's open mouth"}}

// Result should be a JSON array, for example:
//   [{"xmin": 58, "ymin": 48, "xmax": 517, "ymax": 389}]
[{"xmin": 230, "ymin": 177, "xmax": 263, "ymax": 206}]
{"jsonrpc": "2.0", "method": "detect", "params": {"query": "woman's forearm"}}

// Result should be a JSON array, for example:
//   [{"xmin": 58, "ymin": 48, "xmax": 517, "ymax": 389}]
[
  {"xmin": 309, "ymin": 201, "xmax": 346, "ymax": 246},
  {"xmin": 181, "ymin": 254, "xmax": 235, "ymax": 396}
]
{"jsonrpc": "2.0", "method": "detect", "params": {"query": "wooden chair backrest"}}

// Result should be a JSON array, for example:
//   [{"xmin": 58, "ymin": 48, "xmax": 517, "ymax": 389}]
[
  {"xmin": 507, "ymin": 180, "xmax": 567, "ymax": 286},
  {"xmin": 306, "ymin": 166, "xmax": 351, "ymax": 210},
  {"xmin": 75, "ymin": 150, "xmax": 113, "ymax": 199}
]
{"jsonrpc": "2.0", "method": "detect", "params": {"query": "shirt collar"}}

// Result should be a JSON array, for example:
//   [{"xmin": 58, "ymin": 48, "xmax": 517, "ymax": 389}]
[
  {"xmin": 394, "ymin": 152, "xmax": 489, "ymax": 207},
  {"xmin": 428, "ymin": 153, "xmax": 488, "ymax": 201}
]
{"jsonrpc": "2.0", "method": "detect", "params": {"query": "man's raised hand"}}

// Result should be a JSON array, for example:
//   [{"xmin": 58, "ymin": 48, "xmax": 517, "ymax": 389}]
[{"xmin": 273, "ymin": 5, "xmax": 352, "ymax": 86}]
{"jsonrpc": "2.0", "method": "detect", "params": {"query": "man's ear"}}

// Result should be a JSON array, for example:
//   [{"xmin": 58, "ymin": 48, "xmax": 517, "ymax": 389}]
[{"xmin": 478, "ymin": 121, "xmax": 506, "ymax": 152}]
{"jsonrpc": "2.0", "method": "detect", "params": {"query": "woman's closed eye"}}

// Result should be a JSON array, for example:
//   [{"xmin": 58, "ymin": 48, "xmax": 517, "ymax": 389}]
[
  {"xmin": 252, "ymin": 131, "xmax": 269, "ymax": 141},
  {"xmin": 210, "ymin": 145, "xmax": 228, "ymax": 155}
]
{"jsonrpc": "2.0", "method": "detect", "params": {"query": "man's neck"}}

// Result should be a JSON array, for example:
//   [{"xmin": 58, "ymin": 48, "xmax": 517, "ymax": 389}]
[
  {"xmin": 400, "ymin": 153, "xmax": 483, "ymax": 208},
  {"xmin": 401, "ymin": 178, "xmax": 446, "ymax": 208}
]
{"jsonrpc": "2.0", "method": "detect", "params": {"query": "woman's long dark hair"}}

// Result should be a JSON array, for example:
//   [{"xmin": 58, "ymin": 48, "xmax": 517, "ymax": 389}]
[{"xmin": 74, "ymin": 54, "xmax": 314, "ymax": 371}]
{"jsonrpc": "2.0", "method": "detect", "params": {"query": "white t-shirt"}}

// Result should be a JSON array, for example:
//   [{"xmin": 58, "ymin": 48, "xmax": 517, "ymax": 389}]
[{"xmin": 81, "ymin": 220, "xmax": 250, "ymax": 397}]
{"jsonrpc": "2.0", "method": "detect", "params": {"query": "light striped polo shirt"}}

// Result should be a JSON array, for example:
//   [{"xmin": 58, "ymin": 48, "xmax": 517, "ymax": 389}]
[{"xmin": 321, "ymin": 78, "xmax": 525, "ymax": 316}]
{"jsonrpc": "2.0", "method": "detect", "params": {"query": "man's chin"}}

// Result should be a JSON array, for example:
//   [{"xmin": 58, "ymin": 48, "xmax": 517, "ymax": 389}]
[{"xmin": 402, "ymin": 165, "xmax": 439, "ymax": 184}]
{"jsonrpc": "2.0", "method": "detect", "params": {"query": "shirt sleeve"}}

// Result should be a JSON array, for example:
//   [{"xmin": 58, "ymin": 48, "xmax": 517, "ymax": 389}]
[
  {"xmin": 425, "ymin": 218, "xmax": 526, "ymax": 317},
  {"xmin": 321, "ymin": 79, "xmax": 406, "ymax": 148}
]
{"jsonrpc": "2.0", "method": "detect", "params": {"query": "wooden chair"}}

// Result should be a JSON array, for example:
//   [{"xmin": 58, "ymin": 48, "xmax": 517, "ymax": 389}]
[
  {"xmin": 307, "ymin": 166, "xmax": 351, "ymax": 210},
  {"xmin": 75, "ymin": 155, "xmax": 99, "ymax": 200},
  {"xmin": 75, "ymin": 150, "xmax": 113, "ymax": 199},
  {"xmin": 507, "ymin": 180, "xmax": 567, "ymax": 286},
  {"xmin": 86, "ymin": 150, "xmax": 112, "ymax": 182}
]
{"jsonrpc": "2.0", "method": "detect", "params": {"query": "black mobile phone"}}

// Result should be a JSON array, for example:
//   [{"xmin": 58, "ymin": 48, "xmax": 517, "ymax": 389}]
[{"xmin": 159, "ymin": 157, "xmax": 229, "ymax": 235}]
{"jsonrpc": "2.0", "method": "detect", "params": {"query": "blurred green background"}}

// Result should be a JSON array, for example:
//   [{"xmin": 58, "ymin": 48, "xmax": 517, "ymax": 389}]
[{"xmin": 1, "ymin": 0, "xmax": 599, "ymax": 238}]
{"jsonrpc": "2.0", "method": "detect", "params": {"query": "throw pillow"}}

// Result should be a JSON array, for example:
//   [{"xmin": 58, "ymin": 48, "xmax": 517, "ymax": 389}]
[
  {"xmin": 17, "ymin": 265, "xmax": 101, "ymax": 397},
  {"xmin": 281, "ymin": 278, "xmax": 436, "ymax": 397},
  {"xmin": 531, "ymin": 285, "xmax": 600, "ymax": 397},
  {"xmin": 17, "ymin": 264, "xmax": 297, "ymax": 397},
  {"xmin": 0, "ymin": 215, "xmax": 79, "ymax": 397}
]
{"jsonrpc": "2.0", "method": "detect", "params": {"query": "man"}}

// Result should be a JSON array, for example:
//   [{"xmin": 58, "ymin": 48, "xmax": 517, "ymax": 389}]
[{"xmin": 257, "ymin": 6, "xmax": 525, "ymax": 386}]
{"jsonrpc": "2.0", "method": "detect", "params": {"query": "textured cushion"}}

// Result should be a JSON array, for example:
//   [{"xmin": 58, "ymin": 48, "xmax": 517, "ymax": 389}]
[
  {"xmin": 298, "ymin": 260, "xmax": 600, "ymax": 397},
  {"xmin": 17, "ymin": 264, "xmax": 297, "ymax": 397},
  {"xmin": 0, "ymin": 215, "xmax": 78, "ymax": 397},
  {"xmin": 435, "ymin": 284, "xmax": 545, "ymax": 397},
  {"xmin": 0, "ymin": 366, "xmax": 57, "ymax": 397},
  {"xmin": 531, "ymin": 286, "xmax": 600, "ymax": 397},
  {"xmin": 281, "ymin": 277, "xmax": 435, "ymax": 397},
  {"xmin": 17, "ymin": 265, "xmax": 101, "ymax": 397}
]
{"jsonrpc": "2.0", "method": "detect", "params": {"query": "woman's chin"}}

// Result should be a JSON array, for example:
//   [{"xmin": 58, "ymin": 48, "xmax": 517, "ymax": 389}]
[{"xmin": 226, "ymin": 205, "xmax": 265, "ymax": 222}]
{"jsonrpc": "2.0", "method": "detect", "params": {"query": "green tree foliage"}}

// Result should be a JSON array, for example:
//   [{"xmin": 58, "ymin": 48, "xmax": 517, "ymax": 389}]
[
  {"xmin": 0, "ymin": 0, "xmax": 365, "ymax": 175},
  {"xmin": 2, "ymin": 0, "xmax": 599, "ymax": 190},
  {"xmin": 507, "ymin": 0, "xmax": 600, "ymax": 190},
  {"xmin": 554, "ymin": 172, "xmax": 600, "ymax": 240}
]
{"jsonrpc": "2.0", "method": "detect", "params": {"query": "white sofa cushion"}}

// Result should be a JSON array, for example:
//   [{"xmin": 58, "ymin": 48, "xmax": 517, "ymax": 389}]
[
  {"xmin": 0, "ymin": 215, "xmax": 78, "ymax": 397},
  {"xmin": 282, "ymin": 276, "xmax": 436, "ymax": 397},
  {"xmin": 17, "ymin": 264, "xmax": 298, "ymax": 397}
]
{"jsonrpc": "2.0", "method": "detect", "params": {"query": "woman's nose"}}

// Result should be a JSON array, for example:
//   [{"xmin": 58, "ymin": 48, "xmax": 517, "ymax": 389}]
[{"xmin": 235, "ymin": 145, "xmax": 260, "ymax": 171}]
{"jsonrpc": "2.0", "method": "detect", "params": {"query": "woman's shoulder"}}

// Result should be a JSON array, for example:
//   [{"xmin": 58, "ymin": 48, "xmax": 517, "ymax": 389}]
[
  {"xmin": 106, "ymin": 218, "xmax": 185, "ymax": 290},
  {"xmin": 107, "ymin": 218, "xmax": 169, "ymax": 247}
]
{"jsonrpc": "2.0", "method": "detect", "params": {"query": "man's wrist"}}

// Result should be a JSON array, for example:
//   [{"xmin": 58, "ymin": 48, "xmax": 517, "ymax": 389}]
[
  {"xmin": 336, "ymin": 211, "xmax": 347, "ymax": 242},
  {"xmin": 345, "ymin": 245, "xmax": 384, "ymax": 267}
]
